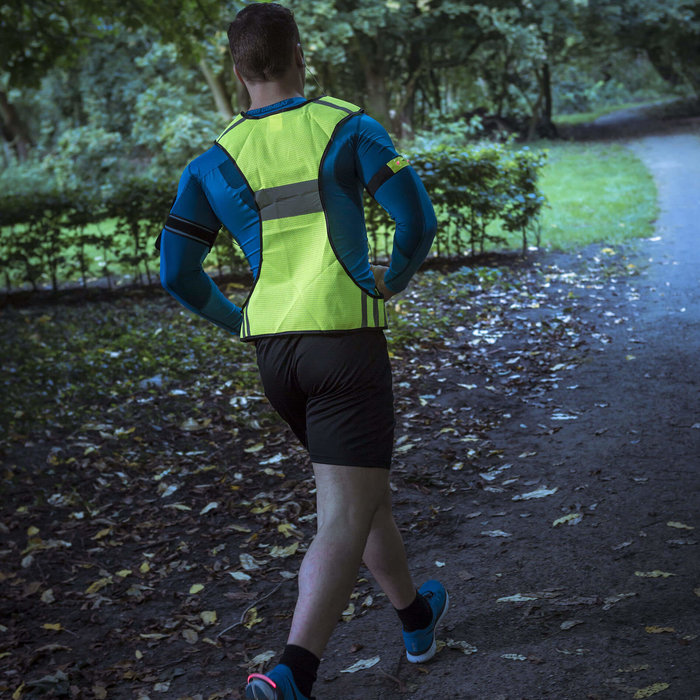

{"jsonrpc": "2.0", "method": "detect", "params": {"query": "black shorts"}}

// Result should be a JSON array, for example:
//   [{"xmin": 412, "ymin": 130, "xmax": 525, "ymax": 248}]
[{"xmin": 254, "ymin": 330, "xmax": 395, "ymax": 468}]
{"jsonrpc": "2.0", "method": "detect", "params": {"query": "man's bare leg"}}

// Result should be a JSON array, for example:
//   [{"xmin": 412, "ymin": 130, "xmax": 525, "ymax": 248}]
[
  {"xmin": 361, "ymin": 488, "xmax": 417, "ymax": 610},
  {"xmin": 286, "ymin": 463, "xmax": 391, "ymax": 657}
]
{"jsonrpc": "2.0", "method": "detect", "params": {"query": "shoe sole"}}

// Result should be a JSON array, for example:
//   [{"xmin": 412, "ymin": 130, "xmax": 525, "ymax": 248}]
[
  {"xmin": 405, "ymin": 589, "xmax": 450, "ymax": 663},
  {"xmin": 245, "ymin": 679, "xmax": 278, "ymax": 700}
]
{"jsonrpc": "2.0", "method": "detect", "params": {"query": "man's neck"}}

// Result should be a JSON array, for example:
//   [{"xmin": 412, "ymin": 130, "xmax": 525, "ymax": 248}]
[{"xmin": 246, "ymin": 81, "xmax": 305, "ymax": 112}]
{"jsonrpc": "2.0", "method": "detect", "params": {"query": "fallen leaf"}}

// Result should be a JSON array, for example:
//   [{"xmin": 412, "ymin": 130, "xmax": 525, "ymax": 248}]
[
  {"xmin": 481, "ymin": 530, "xmax": 511, "ymax": 537},
  {"xmin": 160, "ymin": 484, "xmax": 178, "ymax": 498},
  {"xmin": 666, "ymin": 521, "xmax": 694, "ymax": 530},
  {"xmin": 41, "ymin": 589, "xmax": 55, "ymax": 604},
  {"xmin": 645, "ymin": 626, "xmax": 675, "ymax": 634},
  {"xmin": 228, "ymin": 571, "xmax": 252, "ymax": 582},
  {"xmin": 180, "ymin": 417, "xmax": 211, "ymax": 432},
  {"xmin": 139, "ymin": 561, "xmax": 150, "ymax": 574},
  {"xmin": 340, "ymin": 656, "xmax": 380, "ymax": 673},
  {"xmin": 243, "ymin": 607, "xmax": 263, "ymax": 629},
  {"xmin": 92, "ymin": 527, "xmax": 112, "ymax": 540},
  {"xmin": 116, "ymin": 569, "xmax": 132, "ymax": 578},
  {"xmin": 85, "ymin": 577, "xmax": 112, "ymax": 594},
  {"xmin": 634, "ymin": 571, "xmax": 675, "ymax": 578},
  {"xmin": 240, "ymin": 553, "xmax": 265, "ymax": 570},
  {"xmin": 200, "ymin": 502, "xmax": 218, "ymax": 515},
  {"xmin": 551, "ymin": 413, "xmax": 578, "ymax": 421},
  {"xmin": 618, "ymin": 664, "xmax": 650, "ymax": 673},
  {"xmin": 560, "ymin": 620, "xmax": 583, "ymax": 630},
  {"xmin": 553, "ymin": 513, "xmax": 583, "ymax": 527},
  {"xmin": 602, "ymin": 592, "xmax": 637, "ymax": 610},
  {"xmin": 183, "ymin": 628, "xmax": 198, "ymax": 644},
  {"xmin": 513, "ymin": 486, "xmax": 558, "ymax": 500},
  {"xmin": 694, "ymin": 586, "xmax": 700, "ymax": 598},
  {"xmin": 497, "ymin": 593, "xmax": 538, "ymax": 603},
  {"xmin": 633, "ymin": 683, "xmax": 670, "ymax": 698},
  {"xmin": 92, "ymin": 684, "xmax": 107, "ymax": 699},
  {"xmin": 342, "ymin": 603, "xmax": 355, "ymax": 621},
  {"xmin": 277, "ymin": 522, "xmax": 298, "ymax": 538},
  {"xmin": 501, "ymin": 653, "xmax": 528, "ymax": 661},
  {"xmin": 269, "ymin": 543, "xmax": 299, "ymax": 558},
  {"xmin": 153, "ymin": 681, "xmax": 171, "ymax": 692},
  {"xmin": 27, "ymin": 526, "xmax": 40, "ymax": 537},
  {"xmin": 244, "ymin": 443, "xmax": 264, "ymax": 453},
  {"xmin": 443, "ymin": 638, "xmax": 477, "ymax": 655},
  {"xmin": 42, "ymin": 623, "xmax": 62, "ymax": 631},
  {"xmin": 189, "ymin": 583, "xmax": 204, "ymax": 594},
  {"xmin": 249, "ymin": 650, "xmax": 276, "ymax": 667},
  {"xmin": 201, "ymin": 610, "xmax": 217, "ymax": 625}
]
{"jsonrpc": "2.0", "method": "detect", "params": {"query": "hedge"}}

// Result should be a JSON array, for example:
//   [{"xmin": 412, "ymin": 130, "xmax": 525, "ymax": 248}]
[{"xmin": 0, "ymin": 143, "xmax": 545, "ymax": 293}]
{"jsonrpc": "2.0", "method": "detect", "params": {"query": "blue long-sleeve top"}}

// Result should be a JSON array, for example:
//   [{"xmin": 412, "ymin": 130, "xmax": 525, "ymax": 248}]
[{"xmin": 159, "ymin": 95, "xmax": 437, "ymax": 337}]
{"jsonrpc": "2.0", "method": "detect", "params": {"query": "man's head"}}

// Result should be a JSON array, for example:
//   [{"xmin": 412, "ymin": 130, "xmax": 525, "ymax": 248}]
[{"xmin": 228, "ymin": 3, "xmax": 302, "ymax": 82}]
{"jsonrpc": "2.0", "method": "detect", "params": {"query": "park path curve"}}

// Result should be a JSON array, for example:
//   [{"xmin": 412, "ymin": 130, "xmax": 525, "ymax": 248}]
[{"xmin": 324, "ymin": 125, "xmax": 700, "ymax": 699}]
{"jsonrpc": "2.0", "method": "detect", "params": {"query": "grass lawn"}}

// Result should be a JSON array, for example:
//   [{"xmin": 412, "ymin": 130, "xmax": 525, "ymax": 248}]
[{"xmin": 495, "ymin": 140, "xmax": 658, "ymax": 252}]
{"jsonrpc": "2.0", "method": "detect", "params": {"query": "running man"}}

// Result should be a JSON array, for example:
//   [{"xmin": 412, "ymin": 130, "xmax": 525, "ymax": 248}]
[{"xmin": 158, "ymin": 4, "xmax": 447, "ymax": 698}]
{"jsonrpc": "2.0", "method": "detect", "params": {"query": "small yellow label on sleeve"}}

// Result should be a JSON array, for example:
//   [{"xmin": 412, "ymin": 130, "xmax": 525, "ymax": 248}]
[{"xmin": 387, "ymin": 156, "xmax": 410, "ymax": 173}]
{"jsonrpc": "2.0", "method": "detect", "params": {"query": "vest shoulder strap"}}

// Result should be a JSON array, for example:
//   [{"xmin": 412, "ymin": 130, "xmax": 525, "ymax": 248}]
[{"xmin": 310, "ymin": 96, "xmax": 364, "ymax": 116}]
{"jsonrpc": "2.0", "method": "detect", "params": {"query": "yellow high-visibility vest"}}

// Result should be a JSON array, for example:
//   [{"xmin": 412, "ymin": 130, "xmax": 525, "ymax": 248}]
[{"xmin": 216, "ymin": 96, "xmax": 386, "ymax": 341}]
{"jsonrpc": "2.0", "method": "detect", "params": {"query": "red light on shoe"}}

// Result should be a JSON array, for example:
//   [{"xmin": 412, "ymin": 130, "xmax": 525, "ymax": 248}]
[{"xmin": 247, "ymin": 673, "xmax": 277, "ymax": 689}]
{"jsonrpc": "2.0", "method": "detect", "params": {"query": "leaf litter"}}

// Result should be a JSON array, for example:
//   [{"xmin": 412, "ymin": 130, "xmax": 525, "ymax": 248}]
[{"xmin": 0, "ymin": 256, "xmax": 690, "ymax": 696}]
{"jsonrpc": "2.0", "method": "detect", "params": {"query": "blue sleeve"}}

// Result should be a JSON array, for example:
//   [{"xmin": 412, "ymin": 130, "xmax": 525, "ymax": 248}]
[
  {"xmin": 354, "ymin": 115, "xmax": 437, "ymax": 293},
  {"xmin": 159, "ymin": 162, "xmax": 244, "ymax": 336}
]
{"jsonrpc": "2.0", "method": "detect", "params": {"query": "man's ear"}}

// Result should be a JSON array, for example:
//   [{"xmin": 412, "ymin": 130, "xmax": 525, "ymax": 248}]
[
  {"xmin": 233, "ymin": 64, "xmax": 246, "ymax": 86},
  {"xmin": 295, "ymin": 43, "xmax": 305, "ymax": 67}
]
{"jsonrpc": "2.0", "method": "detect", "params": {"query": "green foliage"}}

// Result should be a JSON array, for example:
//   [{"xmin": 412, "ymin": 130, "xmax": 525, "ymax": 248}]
[
  {"xmin": 365, "ymin": 142, "xmax": 546, "ymax": 260},
  {"xmin": 0, "ymin": 176, "xmax": 172, "ymax": 292},
  {"xmin": 0, "ymin": 141, "xmax": 546, "ymax": 291},
  {"xmin": 552, "ymin": 52, "xmax": 686, "ymax": 116}
]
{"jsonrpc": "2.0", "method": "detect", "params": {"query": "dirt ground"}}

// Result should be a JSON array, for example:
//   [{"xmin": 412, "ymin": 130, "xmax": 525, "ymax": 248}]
[{"xmin": 1, "ymin": 112, "xmax": 699, "ymax": 700}]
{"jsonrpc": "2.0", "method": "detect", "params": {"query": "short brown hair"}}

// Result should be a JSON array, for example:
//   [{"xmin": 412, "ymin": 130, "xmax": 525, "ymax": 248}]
[{"xmin": 228, "ymin": 3, "xmax": 301, "ymax": 81}]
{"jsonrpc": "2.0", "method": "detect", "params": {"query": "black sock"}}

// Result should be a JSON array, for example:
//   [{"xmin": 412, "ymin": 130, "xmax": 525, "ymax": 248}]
[
  {"xmin": 395, "ymin": 591, "xmax": 432, "ymax": 632},
  {"xmin": 279, "ymin": 644, "xmax": 320, "ymax": 698}
]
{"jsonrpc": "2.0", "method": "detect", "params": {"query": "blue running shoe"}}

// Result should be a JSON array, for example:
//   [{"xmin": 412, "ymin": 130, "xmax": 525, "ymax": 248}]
[
  {"xmin": 402, "ymin": 580, "xmax": 449, "ymax": 663},
  {"xmin": 245, "ymin": 664, "xmax": 311, "ymax": 700}
]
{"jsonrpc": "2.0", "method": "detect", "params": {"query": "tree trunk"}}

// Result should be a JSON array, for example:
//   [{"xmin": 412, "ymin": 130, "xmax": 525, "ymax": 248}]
[
  {"xmin": 526, "ymin": 68, "xmax": 545, "ymax": 141},
  {"xmin": 539, "ymin": 62, "xmax": 558, "ymax": 138},
  {"xmin": 0, "ymin": 90, "xmax": 33, "ymax": 161},
  {"xmin": 364, "ymin": 66, "xmax": 391, "ymax": 129},
  {"xmin": 199, "ymin": 60, "xmax": 235, "ymax": 120},
  {"xmin": 353, "ymin": 36, "xmax": 391, "ymax": 129},
  {"xmin": 394, "ymin": 41, "xmax": 423, "ymax": 142}
]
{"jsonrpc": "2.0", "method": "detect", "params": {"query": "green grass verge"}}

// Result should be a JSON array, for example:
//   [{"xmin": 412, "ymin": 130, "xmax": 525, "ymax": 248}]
[
  {"xmin": 495, "ymin": 140, "xmax": 658, "ymax": 252},
  {"xmin": 537, "ymin": 141, "xmax": 657, "ymax": 250}
]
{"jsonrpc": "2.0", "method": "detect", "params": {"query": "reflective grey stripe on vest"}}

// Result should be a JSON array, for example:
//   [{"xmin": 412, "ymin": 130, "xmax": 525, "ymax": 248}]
[
  {"xmin": 255, "ymin": 179, "xmax": 323, "ymax": 221},
  {"xmin": 360, "ymin": 292, "xmax": 380, "ymax": 328}
]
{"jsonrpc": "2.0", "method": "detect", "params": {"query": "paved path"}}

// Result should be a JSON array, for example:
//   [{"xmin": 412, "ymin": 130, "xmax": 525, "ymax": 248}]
[{"xmin": 324, "ymin": 128, "xmax": 700, "ymax": 698}]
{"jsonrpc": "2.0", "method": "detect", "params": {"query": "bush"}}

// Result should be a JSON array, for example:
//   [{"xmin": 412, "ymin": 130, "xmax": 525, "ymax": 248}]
[
  {"xmin": 0, "ymin": 143, "xmax": 546, "ymax": 293},
  {"xmin": 365, "ymin": 142, "xmax": 546, "ymax": 259}
]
